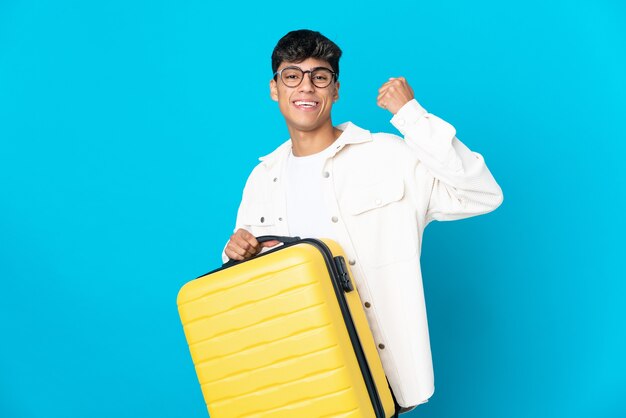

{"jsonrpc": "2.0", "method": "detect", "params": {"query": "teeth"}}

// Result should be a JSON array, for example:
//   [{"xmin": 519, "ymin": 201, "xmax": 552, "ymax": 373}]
[{"xmin": 295, "ymin": 101, "xmax": 317, "ymax": 107}]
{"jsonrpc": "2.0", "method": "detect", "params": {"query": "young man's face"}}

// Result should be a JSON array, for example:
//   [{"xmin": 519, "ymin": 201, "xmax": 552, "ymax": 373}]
[{"xmin": 270, "ymin": 57, "xmax": 340, "ymax": 134}]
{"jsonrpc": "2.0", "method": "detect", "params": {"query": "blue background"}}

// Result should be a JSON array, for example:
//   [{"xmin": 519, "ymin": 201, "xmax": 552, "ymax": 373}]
[{"xmin": 1, "ymin": 0, "xmax": 625, "ymax": 417}]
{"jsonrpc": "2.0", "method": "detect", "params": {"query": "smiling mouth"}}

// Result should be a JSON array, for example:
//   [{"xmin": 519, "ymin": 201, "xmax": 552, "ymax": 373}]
[{"xmin": 293, "ymin": 100, "xmax": 320, "ymax": 110}]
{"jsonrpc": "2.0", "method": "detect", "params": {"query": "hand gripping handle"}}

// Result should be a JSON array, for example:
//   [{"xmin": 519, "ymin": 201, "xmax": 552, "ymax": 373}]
[{"xmin": 222, "ymin": 235, "xmax": 301, "ymax": 268}]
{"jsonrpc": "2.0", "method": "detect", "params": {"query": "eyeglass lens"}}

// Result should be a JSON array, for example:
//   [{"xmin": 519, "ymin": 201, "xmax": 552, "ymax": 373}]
[{"xmin": 281, "ymin": 67, "xmax": 334, "ymax": 88}]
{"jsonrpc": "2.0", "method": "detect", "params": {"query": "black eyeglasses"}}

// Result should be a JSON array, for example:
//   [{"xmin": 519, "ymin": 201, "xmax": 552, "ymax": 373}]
[{"xmin": 274, "ymin": 66, "xmax": 337, "ymax": 88}]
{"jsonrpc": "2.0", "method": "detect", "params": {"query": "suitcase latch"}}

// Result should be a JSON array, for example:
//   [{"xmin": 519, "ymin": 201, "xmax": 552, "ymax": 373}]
[{"xmin": 334, "ymin": 256, "xmax": 354, "ymax": 292}]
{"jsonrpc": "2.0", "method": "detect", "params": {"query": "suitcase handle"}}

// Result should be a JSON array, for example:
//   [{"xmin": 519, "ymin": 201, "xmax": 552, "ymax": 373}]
[
  {"xmin": 222, "ymin": 235, "xmax": 301, "ymax": 268},
  {"xmin": 256, "ymin": 235, "xmax": 301, "ymax": 244}
]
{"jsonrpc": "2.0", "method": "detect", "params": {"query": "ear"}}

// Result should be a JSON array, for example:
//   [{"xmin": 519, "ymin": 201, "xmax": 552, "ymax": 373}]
[
  {"xmin": 270, "ymin": 79, "xmax": 278, "ymax": 102},
  {"xmin": 333, "ymin": 81, "xmax": 340, "ymax": 102}
]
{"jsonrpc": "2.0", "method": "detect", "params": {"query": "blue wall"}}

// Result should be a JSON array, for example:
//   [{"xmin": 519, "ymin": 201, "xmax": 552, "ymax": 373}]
[{"xmin": 1, "ymin": 1, "xmax": 624, "ymax": 417}]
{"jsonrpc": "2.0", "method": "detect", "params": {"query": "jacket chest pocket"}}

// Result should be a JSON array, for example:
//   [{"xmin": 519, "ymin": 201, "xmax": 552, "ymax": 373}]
[
  {"xmin": 242, "ymin": 203, "xmax": 277, "ymax": 236},
  {"xmin": 343, "ymin": 177, "xmax": 405, "ymax": 215},
  {"xmin": 341, "ymin": 178, "xmax": 418, "ymax": 268}
]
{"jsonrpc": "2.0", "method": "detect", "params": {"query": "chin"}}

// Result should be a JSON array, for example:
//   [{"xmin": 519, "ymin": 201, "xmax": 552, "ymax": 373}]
[{"xmin": 291, "ymin": 117, "xmax": 326, "ymax": 131}]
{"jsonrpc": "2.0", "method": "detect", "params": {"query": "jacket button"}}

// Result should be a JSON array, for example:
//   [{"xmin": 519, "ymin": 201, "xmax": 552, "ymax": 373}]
[
  {"xmin": 278, "ymin": 217, "xmax": 283, "ymax": 221},
  {"xmin": 378, "ymin": 344, "xmax": 385, "ymax": 349},
  {"xmin": 364, "ymin": 302, "xmax": 371, "ymax": 308},
  {"xmin": 273, "ymin": 177, "xmax": 278, "ymax": 182},
  {"xmin": 260, "ymin": 217, "xmax": 264, "ymax": 223},
  {"xmin": 348, "ymin": 259, "xmax": 355, "ymax": 265},
  {"xmin": 323, "ymin": 171, "xmax": 330, "ymax": 178},
  {"xmin": 331, "ymin": 216, "xmax": 338, "ymax": 223}
]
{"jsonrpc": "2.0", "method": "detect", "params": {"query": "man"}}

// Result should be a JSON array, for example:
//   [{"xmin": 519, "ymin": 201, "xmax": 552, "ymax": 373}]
[{"xmin": 222, "ymin": 29, "xmax": 503, "ymax": 411}]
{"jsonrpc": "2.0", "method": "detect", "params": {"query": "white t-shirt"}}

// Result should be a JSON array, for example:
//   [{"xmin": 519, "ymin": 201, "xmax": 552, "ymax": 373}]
[{"xmin": 285, "ymin": 144, "xmax": 338, "ymax": 241}]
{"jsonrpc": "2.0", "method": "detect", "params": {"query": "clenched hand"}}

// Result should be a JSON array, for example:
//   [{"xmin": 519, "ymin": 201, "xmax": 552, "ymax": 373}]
[
  {"xmin": 225, "ymin": 228, "xmax": 280, "ymax": 261},
  {"xmin": 377, "ymin": 77, "xmax": 414, "ymax": 115}
]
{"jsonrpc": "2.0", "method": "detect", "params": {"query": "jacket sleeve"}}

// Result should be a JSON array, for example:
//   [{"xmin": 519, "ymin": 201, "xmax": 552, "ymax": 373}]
[
  {"xmin": 390, "ymin": 99, "xmax": 503, "ymax": 224},
  {"xmin": 220, "ymin": 171, "xmax": 256, "ymax": 264}
]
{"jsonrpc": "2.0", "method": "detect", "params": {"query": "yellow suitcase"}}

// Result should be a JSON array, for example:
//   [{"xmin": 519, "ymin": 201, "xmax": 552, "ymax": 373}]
[{"xmin": 177, "ymin": 236, "xmax": 397, "ymax": 418}]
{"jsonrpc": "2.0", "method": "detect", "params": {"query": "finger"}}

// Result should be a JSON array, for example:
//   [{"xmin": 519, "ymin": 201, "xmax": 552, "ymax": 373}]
[
  {"xmin": 237, "ymin": 242, "xmax": 257, "ymax": 259},
  {"xmin": 261, "ymin": 240, "xmax": 280, "ymax": 248},
  {"xmin": 379, "ymin": 82, "xmax": 402, "ymax": 98},
  {"xmin": 225, "ymin": 251, "xmax": 243, "ymax": 261},
  {"xmin": 377, "ymin": 96, "xmax": 389, "ymax": 109},
  {"xmin": 377, "ymin": 89, "xmax": 393, "ymax": 103},
  {"xmin": 226, "ymin": 248, "xmax": 247, "ymax": 261},
  {"xmin": 395, "ymin": 76, "xmax": 411, "ymax": 91},
  {"xmin": 378, "ymin": 81, "xmax": 412, "ymax": 103},
  {"xmin": 231, "ymin": 234, "xmax": 256, "ymax": 258},
  {"xmin": 224, "ymin": 246, "xmax": 237, "ymax": 260},
  {"xmin": 225, "ymin": 242, "xmax": 247, "ymax": 259},
  {"xmin": 240, "ymin": 229, "xmax": 260, "ymax": 253},
  {"xmin": 235, "ymin": 229, "xmax": 260, "ymax": 254},
  {"xmin": 380, "ymin": 77, "xmax": 403, "ymax": 89},
  {"xmin": 378, "ymin": 78, "xmax": 401, "ymax": 92},
  {"xmin": 399, "ymin": 78, "xmax": 413, "ymax": 95}
]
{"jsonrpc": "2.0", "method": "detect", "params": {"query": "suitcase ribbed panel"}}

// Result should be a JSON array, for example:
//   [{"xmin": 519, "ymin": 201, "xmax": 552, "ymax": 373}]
[{"xmin": 178, "ymin": 240, "xmax": 394, "ymax": 418}]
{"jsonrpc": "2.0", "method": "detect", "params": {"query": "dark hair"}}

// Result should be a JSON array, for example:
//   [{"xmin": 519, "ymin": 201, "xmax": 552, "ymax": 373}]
[{"xmin": 271, "ymin": 29, "xmax": 342, "ymax": 80}]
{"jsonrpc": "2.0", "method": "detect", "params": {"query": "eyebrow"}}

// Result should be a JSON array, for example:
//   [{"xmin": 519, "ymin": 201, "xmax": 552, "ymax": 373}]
[{"xmin": 280, "ymin": 65, "xmax": 333, "ymax": 72}]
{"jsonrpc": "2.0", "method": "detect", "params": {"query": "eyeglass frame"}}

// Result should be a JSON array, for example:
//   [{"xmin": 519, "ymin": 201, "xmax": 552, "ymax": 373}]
[{"xmin": 273, "ymin": 65, "xmax": 338, "ymax": 88}]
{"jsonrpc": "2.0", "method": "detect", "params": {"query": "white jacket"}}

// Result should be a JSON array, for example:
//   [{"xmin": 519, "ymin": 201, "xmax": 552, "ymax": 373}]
[{"xmin": 222, "ymin": 99, "xmax": 503, "ymax": 407}]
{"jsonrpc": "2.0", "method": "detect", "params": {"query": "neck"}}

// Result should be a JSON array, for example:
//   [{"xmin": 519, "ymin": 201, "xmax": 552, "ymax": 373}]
[{"xmin": 288, "ymin": 121, "xmax": 341, "ymax": 157}]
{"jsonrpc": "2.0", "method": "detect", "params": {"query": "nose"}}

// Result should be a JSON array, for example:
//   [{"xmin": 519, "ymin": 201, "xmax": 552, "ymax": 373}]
[{"xmin": 298, "ymin": 71, "xmax": 315, "ymax": 92}]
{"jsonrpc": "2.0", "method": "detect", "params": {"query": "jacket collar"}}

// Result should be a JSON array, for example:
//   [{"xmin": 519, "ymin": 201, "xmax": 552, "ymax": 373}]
[{"xmin": 258, "ymin": 122, "xmax": 372, "ymax": 168}]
